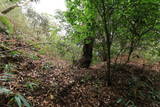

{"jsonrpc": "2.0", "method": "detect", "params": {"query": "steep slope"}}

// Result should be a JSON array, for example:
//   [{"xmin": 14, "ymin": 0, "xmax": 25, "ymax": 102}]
[{"xmin": 0, "ymin": 33, "xmax": 160, "ymax": 107}]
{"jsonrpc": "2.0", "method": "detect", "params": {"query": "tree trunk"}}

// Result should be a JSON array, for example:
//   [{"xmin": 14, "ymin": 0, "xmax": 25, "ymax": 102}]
[
  {"xmin": 127, "ymin": 38, "xmax": 135, "ymax": 63},
  {"xmin": 106, "ymin": 40, "xmax": 111, "ymax": 86},
  {"xmin": 102, "ymin": 39, "xmax": 107, "ymax": 61},
  {"xmin": 127, "ymin": 46, "xmax": 133, "ymax": 63},
  {"xmin": 78, "ymin": 37, "xmax": 94, "ymax": 68},
  {"xmin": 101, "ymin": 0, "xmax": 112, "ymax": 86},
  {"xmin": 103, "ymin": 22, "xmax": 112, "ymax": 86}
]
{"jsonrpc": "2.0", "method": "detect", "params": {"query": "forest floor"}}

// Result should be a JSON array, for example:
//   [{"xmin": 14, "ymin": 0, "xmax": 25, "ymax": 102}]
[{"xmin": 0, "ymin": 33, "xmax": 160, "ymax": 107}]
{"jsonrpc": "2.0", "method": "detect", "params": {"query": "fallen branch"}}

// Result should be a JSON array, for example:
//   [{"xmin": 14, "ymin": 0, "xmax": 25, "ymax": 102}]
[
  {"xmin": 1, "ymin": 4, "xmax": 18, "ymax": 14},
  {"xmin": 0, "ymin": 40, "xmax": 16, "ymax": 43}
]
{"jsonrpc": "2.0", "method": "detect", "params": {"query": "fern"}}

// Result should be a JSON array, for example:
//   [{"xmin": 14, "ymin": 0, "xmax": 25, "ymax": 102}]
[
  {"xmin": 0, "ymin": 87, "xmax": 31, "ymax": 107},
  {"xmin": 0, "ymin": 87, "xmax": 13, "ymax": 94},
  {"xmin": 14, "ymin": 94, "xmax": 31, "ymax": 107}
]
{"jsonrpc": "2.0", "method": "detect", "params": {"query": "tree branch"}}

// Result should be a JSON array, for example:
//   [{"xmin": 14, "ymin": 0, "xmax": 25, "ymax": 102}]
[{"xmin": 1, "ymin": 4, "xmax": 18, "ymax": 14}]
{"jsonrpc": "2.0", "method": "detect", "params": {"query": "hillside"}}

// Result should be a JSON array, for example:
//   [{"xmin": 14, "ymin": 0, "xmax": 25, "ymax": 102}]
[
  {"xmin": 0, "ymin": 33, "xmax": 160, "ymax": 107},
  {"xmin": 0, "ymin": 0, "xmax": 160, "ymax": 107}
]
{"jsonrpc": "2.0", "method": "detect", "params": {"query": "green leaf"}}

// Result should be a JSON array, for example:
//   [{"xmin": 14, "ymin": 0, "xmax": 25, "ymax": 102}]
[
  {"xmin": 116, "ymin": 98, "xmax": 123, "ymax": 103},
  {"xmin": 0, "ymin": 15, "xmax": 14, "ymax": 34},
  {"xmin": 0, "ymin": 87, "xmax": 13, "ymax": 94},
  {"xmin": 17, "ymin": 94, "xmax": 31, "ymax": 107},
  {"xmin": 15, "ymin": 96, "xmax": 22, "ymax": 107}
]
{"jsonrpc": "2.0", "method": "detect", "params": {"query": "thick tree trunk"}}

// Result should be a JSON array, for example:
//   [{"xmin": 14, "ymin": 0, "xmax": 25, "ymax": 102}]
[{"xmin": 78, "ymin": 37, "xmax": 94, "ymax": 68}]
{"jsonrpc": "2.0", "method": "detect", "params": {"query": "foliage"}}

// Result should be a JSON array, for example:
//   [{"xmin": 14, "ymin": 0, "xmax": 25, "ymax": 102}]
[
  {"xmin": 0, "ymin": 0, "xmax": 160, "ymax": 106},
  {"xmin": 25, "ymin": 82, "xmax": 38, "ymax": 91},
  {"xmin": 116, "ymin": 98, "xmax": 136, "ymax": 107},
  {"xmin": 0, "ymin": 87, "xmax": 31, "ymax": 107},
  {"xmin": 11, "ymin": 93, "xmax": 31, "ymax": 107},
  {"xmin": 0, "ymin": 15, "xmax": 14, "ymax": 34},
  {"xmin": 25, "ymin": 8, "xmax": 50, "ymax": 36},
  {"xmin": 0, "ymin": 87, "xmax": 13, "ymax": 94},
  {"xmin": 3, "ymin": 63, "xmax": 16, "ymax": 72},
  {"xmin": 118, "ymin": 0, "xmax": 160, "ymax": 61},
  {"xmin": 38, "ymin": 26, "xmax": 81, "ymax": 61},
  {"xmin": 64, "ymin": 0, "xmax": 97, "ymax": 42}
]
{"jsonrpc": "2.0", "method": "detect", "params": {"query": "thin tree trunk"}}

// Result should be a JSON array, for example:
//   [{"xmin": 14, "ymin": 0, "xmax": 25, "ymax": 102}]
[
  {"xmin": 127, "ymin": 46, "xmax": 134, "ymax": 63},
  {"xmin": 101, "ymin": 0, "xmax": 112, "ymax": 86},
  {"xmin": 102, "ymin": 40, "xmax": 107, "ymax": 61},
  {"xmin": 115, "ymin": 48, "xmax": 125, "ymax": 64},
  {"xmin": 106, "ymin": 40, "xmax": 111, "ymax": 86},
  {"xmin": 126, "ymin": 36, "xmax": 135, "ymax": 63}
]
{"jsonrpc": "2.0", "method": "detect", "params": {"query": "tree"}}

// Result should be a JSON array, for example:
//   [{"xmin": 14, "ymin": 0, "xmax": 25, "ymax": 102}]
[
  {"xmin": 65, "ymin": 0, "xmax": 97, "ymax": 68},
  {"xmin": 90, "ymin": 0, "xmax": 122, "ymax": 86},
  {"xmin": 62, "ymin": 0, "xmax": 160, "ymax": 86},
  {"xmin": 25, "ymin": 8, "xmax": 50, "ymax": 37},
  {"xmin": 120, "ymin": 0, "xmax": 160, "ymax": 62}
]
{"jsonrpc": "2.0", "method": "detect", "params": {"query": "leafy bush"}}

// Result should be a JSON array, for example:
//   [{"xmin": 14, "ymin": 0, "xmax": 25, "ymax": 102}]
[
  {"xmin": 0, "ymin": 15, "xmax": 14, "ymax": 34},
  {"xmin": 3, "ymin": 63, "xmax": 16, "ymax": 72}
]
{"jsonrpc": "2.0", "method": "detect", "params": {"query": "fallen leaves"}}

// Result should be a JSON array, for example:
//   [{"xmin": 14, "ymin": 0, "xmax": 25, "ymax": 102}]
[{"xmin": 0, "ymin": 33, "xmax": 160, "ymax": 107}]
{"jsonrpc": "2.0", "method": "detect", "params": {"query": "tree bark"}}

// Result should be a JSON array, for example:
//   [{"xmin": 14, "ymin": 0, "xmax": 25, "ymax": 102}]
[
  {"xmin": 101, "ymin": 0, "xmax": 112, "ymax": 86},
  {"xmin": 127, "ymin": 31, "xmax": 141, "ymax": 63},
  {"xmin": 102, "ymin": 39, "xmax": 107, "ymax": 61},
  {"xmin": 78, "ymin": 37, "xmax": 94, "ymax": 68},
  {"xmin": 127, "ymin": 45, "xmax": 134, "ymax": 63}
]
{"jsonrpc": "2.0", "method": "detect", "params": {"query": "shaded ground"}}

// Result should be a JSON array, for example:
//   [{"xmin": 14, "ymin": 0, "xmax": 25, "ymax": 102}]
[{"xmin": 0, "ymin": 33, "xmax": 160, "ymax": 107}]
